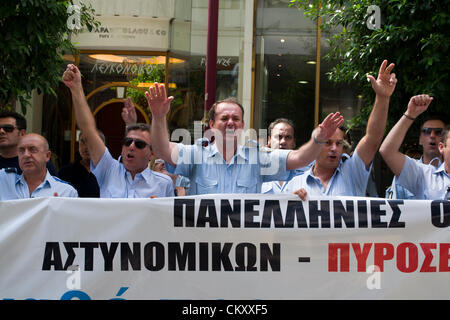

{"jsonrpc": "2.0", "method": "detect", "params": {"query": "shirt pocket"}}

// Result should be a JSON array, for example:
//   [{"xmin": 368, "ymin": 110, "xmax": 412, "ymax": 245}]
[
  {"xmin": 236, "ymin": 177, "xmax": 256, "ymax": 193},
  {"xmin": 195, "ymin": 176, "xmax": 218, "ymax": 194}
]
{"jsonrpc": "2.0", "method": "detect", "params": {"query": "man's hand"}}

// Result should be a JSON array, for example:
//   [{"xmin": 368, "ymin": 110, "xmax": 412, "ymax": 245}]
[
  {"xmin": 314, "ymin": 112, "xmax": 344, "ymax": 142},
  {"xmin": 122, "ymin": 97, "xmax": 138, "ymax": 126},
  {"xmin": 62, "ymin": 64, "xmax": 83, "ymax": 91},
  {"xmin": 293, "ymin": 188, "xmax": 308, "ymax": 201},
  {"xmin": 405, "ymin": 94, "xmax": 434, "ymax": 119},
  {"xmin": 367, "ymin": 60, "xmax": 397, "ymax": 98},
  {"xmin": 145, "ymin": 83, "xmax": 174, "ymax": 119}
]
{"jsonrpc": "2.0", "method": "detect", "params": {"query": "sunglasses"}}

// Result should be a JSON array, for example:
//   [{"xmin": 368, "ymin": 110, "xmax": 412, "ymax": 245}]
[
  {"xmin": 421, "ymin": 127, "xmax": 443, "ymax": 136},
  {"xmin": 0, "ymin": 125, "xmax": 18, "ymax": 133},
  {"xmin": 122, "ymin": 137, "xmax": 150, "ymax": 150}
]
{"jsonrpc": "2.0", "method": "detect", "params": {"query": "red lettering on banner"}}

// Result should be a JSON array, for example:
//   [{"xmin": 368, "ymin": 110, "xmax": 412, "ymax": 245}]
[
  {"xmin": 328, "ymin": 242, "xmax": 450, "ymax": 273},
  {"xmin": 439, "ymin": 243, "xmax": 450, "ymax": 272},
  {"xmin": 352, "ymin": 243, "xmax": 372, "ymax": 272},
  {"xmin": 374, "ymin": 243, "xmax": 395, "ymax": 272},
  {"xmin": 328, "ymin": 243, "xmax": 349, "ymax": 272},
  {"xmin": 396, "ymin": 242, "xmax": 418, "ymax": 273},
  {"xmin": 419, "ymin": 243, "xmax": 437, "ymax": 272}
]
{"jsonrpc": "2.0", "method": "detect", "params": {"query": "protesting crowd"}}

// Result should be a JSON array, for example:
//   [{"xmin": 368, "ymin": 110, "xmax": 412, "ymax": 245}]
[{"xmin": 1, "ymin": 60, "xmax": 448, "ymax": 201}]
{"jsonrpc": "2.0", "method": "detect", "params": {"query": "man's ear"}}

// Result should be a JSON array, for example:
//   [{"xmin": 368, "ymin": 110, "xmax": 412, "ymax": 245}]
[
  {"xmin": 45, "ymin": 150, "xmax": 51, "ymax": 162},
  {"xmin": 19, "ymin": 129, "xmax": 26, "ymax": 137},
  {"xmin": 438, "ymin": 141, "xmax": 445, "ymax": 155}
]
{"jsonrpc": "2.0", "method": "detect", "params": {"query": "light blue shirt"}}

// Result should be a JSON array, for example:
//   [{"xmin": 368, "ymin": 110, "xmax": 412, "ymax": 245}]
[
  {"xmin": 0, "ymin": 169, "xmax": 78, "ymax": 200},
  {"xmin": 395, "ymin": 156, "xmax": 450, "ymax": 200},
  {"xmin": 386, "ymin": 157, "xmax": 442, "ymax": 199},
  {"xmin": 171, "ymin": 139, "xmax": 292, "ymax": 195},
  {"xmin": 283, "ymin": 151, "xmax": 371, "ymax": 196},
  {"xmin": 92, "ymin": 148, "xmax": 175, "ymax": 198},
  {"xmin": 261, "ymin": 163, "xmax": 313, "ymax": 194}
]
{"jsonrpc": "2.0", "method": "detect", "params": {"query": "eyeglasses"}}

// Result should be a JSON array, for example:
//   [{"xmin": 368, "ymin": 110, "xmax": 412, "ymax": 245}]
[
  {"xmin": 0, "ymin": 125, "xmax": 18, "ymax": 133},
  {"xmin": 421, "ymin": 127, "xmax": 443, "ymax": 136},
  {"xmin": 122, "ymin": 137, "xmax": 150, "ymax": 149}
]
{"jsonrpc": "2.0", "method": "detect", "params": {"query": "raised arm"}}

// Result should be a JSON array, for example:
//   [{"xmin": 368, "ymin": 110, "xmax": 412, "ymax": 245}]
[
  {"xmin": 121, "ymin": 97, "xmax": 138, "ymax": 126},
  {"xmin": 62, "ymin": 64, "xmax": 105, "ymax": 166},
  {"xmin": 379, "ymin": 94, "xmax": 434, "ymax": 176},
  {"xmin": 146, "ymin": 83, "xmax": 178, "ymax": 166},
  {"xmin": 356, "ymin": 60, "xmax": 397, "ymax": 169},
  {"xmin": 286, "ymin": 112, "xmax": 344, "ymax": 171}
]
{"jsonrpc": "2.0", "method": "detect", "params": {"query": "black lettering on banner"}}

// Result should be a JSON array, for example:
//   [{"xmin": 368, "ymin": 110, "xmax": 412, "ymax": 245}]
[
  {"xmin": 199, "ymin": 242, "xmax": 209, "ymax": 271},
  {"xmin": 220, "ymin": 199, "xmax": 241, "ymax": 227},
  {"xmin": 260, "ymin": 243, "xmax": 280, "ymax": 271},
  {"xmin": 244, "ymin": 200, "xmax": 260, "ymax": 228},
  {"xmin": 371, "ymin": 200, "xmax": 388, "ymax": 228},
  {"xmin": 333, "ymin": 200, "xmax": 355, "ymax": 228},
  {"xmin": 431, "ymin": 200, "xmax": 450, "ymax": 228},
  {"xmin": 80, "ymin": 242, "xmax": 99, "ymax": 271},
  {"xmin": 261, "ymin": 200, "xmax": 284, "ymax": 228},
  {"xmin": 197, "ymin": 199, "xmax": 219, "ymax": 227},
  {"xmin": 212, "ymin": 243, "xmax": 233, "ymax": 271},
  {"xmin": 174, "ymin": 198, "xmax": 195, "ymax": 227},
  {"xmin": 63, "ymin": 242, "xmax": 79, "ymax": 270},
  {"xmin": 121, "ymin": 242, "xmax": 140, "ymax": 271},
  {"xmin": 285, "ymin": 200, "xmax": 308, "ymax": 228},
  {"xmin": 309, "ymin": 200, "xmax": 330, "ymax": 228},
  {"xmin": 235, "ymin": 243, "xmax": 257, "ymax": 271},
  {"xmin": 143, "ymin": 242, "xmax": 164, "ymax": 271},
  {"xmin": 357, "ymin": 200, "xmax": 368, "ymax": 228},
  {"xmin": 99, "ymin": 242, "xmax": 119, "ymax": 271},
  {"xmin": 42, "ymin": 242, "xmax": 63, "ymax": 271},
  {"xmin": 168, "ymin": 242, "xmax": 196, "ymax": 271},
  {"xmin": 388, "ymin": 200, "xmax": 405, "ymax": 228}
]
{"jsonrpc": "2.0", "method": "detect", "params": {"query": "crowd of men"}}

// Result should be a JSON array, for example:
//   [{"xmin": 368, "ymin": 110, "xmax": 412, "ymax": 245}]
[{"xmin": 0, "ymin": 60, "xmax": 448, "ymax": 201}]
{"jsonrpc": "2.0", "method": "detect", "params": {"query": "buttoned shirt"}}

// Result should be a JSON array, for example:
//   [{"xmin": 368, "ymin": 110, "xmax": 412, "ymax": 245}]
[
  {"xmin": 170, "ymin": 139, "xmax": 292, "ymax": 195},
  {"xmin": 386, "ymin": 157, "xmax": 442, "ymax": 199},
  {"xmin": 283, "ymin": 151, "xmax": 371, "ymax": 196},
  {"xmin": 0, "ymin": 168, "xmax": 78, "ymax": 200},
  {"xmin": 92, "ymin": 148, "xmax": 175, "ymax": 198},
  {"xmin": 261, "ymin": 164, "xmax": 313, "ymax": 194},
  {"xmin": 395, "ymin": 156, "xmax": 450, "ymax": 200}
]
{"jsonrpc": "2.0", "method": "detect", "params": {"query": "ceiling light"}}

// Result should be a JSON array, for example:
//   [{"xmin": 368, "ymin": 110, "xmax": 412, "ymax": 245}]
[
  {"xmin": 280, "ymin": 38, "xmax": 285, "ymax": 43},
  {"xmin": 298, "ymin": 80, "xmax": 308, "ymax": 84},
  {"xmin": 306, "ymin": 60, "xmax": 316, "ymax": 65}
]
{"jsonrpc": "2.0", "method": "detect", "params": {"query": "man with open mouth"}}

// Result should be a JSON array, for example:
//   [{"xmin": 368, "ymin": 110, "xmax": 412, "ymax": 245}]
[{"xmin": 62, "ymin": 64, "xmax": 174, "ymax": 198}]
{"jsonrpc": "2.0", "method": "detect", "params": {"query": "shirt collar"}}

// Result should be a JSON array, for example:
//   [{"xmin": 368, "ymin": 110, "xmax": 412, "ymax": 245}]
[
  {"xmin": 16, "ymin": 170, "xmax": 52, "ymax": 188},
  {"xmin": 205, "ymin": 141, "xmax": 248, "ymax": 162},
  {"xmin": 433, "ymin": 163, "xmax": 447, "ymax": 175}
]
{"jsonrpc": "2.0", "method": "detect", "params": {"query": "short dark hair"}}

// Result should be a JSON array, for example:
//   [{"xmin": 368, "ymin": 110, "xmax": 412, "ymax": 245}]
[
  {"xmin": 420, "ymin": 114, "xmax": 446, "ymax": 130},
  {"xmin": 0, "ymin": 110, "xmax": 27, "ymax": 130},
  {"xmin": 125, "ymin": 123, "xmax": 151, "ymax": 136},
  {"xmin": 267, "ymin": 118, "xmax": 295, "ymax": 137},
  {"xmin": 207, "ymin": 97, "xmax": 244, "ymax": 123}
]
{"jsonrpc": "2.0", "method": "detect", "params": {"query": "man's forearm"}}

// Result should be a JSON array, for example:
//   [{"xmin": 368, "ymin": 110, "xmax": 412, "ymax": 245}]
[
  {"xmin": 71, "ymin": 88, "xmax": 97, "ymax": 134},
  {"xmin": 151, "ymin": 116, "xmax": 176, "ymax": 165},
  {"xmin": 286, "ymin": 139, "xmax": 321, "ymax": 171}
]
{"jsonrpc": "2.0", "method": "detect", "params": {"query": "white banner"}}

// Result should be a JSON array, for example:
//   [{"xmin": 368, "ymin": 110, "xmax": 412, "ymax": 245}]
[{"xmin": 0, "ymin": 195, "xmax": 449, "ymax": 300}]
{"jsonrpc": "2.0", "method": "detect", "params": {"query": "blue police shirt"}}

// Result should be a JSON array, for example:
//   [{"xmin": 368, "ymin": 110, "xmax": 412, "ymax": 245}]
[
  {"xmin": 91, "ymin": 148, "xmax": 175, "ymax": 198},
  {"xmin": 261, "ymin": 163, "xmax": 313, "ymax": 194},
  {"xmin": 395, "ymin": 156, "xmax": 450, "ymax": 200},
  {"xmin": 0, "ymin": 168, "xmax": 78, "ymax": 200},
  {"xmin": 283, "ymin": 151, "xmax": 371, "ymax": 196},
  {"xmin": 386, "ymin": 157, "xmax": 442, "ymax": 199},
  {"xmin": 171, "ymin": 139, "xmax": 292, "ymax": 195}
]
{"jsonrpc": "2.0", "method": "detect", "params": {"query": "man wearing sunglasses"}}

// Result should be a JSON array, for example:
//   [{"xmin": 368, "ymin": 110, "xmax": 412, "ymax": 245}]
[
  {"xmin": 0, "ymin": 111, "xmax": 57, "ymax": 175},
  {"xmin": 380, "ymin": 94, "xmax": 450, "ymax": 199},
  {"xmin": 62, "ymin": 64, "xmax": 174, "ymax": 198},
  {"xmin": 385, "ymin": 113, "xmax": 445, "ymax": 199}
]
